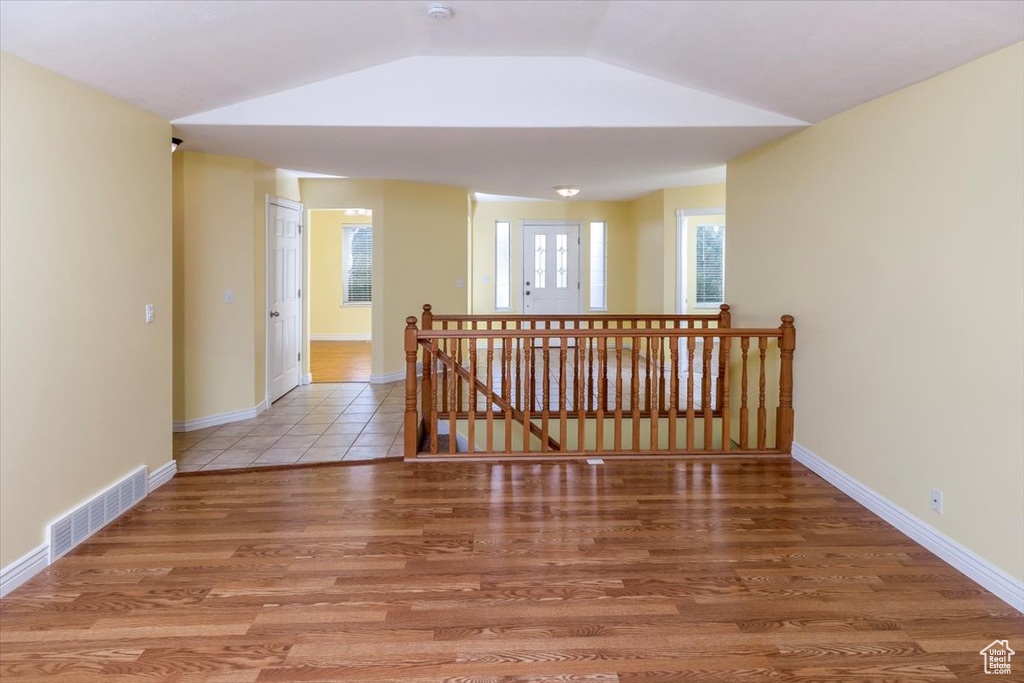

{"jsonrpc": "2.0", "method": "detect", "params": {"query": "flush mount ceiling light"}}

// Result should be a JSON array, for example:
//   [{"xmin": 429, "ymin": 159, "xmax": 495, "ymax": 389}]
[
  {"xmin": 555, "ymin": 186, "xmax": 581, "ymax": 199},
  {"xmin": 343, "ymin": 208, "xmax": 372, "ymax": 217},
  {"xmin": 171, "ymin": 137, "xmax": 183, "ymax": 153},
  {"xmin": 427, "ymin": 4, "xmax": 452, "ymax": 20}
]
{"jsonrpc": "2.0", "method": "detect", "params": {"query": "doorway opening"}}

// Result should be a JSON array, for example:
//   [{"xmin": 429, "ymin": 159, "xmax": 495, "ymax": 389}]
[{"xmin": 309, "ymin": 208, "xmax": 373, "ymax": 383}]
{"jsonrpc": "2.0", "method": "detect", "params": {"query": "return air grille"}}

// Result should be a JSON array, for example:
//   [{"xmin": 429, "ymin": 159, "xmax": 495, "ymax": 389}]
[{"xmin": 48, "ymin": 466, "xmax": 148, "ymax": 563}]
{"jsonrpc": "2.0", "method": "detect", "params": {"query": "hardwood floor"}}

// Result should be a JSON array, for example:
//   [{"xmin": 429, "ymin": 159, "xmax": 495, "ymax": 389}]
[
  {"xmin": 311, "ymin": 340, "xmax": 371, "ymax": 383},
  {"xmin": 1, "ymin": 460, "xmax": 1018, "ymax": 681}
]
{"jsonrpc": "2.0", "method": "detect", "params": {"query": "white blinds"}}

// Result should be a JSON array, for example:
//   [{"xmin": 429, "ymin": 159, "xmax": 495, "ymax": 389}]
[
  {"xmin": 343, "ymin": 225, "xmax": 372, "ymax": 304},
  {"xmin": 695, "ymin": 224, "xmax": 725, "ymax": 305}
]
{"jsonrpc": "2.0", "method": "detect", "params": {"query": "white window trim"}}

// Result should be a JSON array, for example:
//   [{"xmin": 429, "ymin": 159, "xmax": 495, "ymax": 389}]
[
  {"xmin": 676, "ymin": 207, "xmax": 725, "ymax": 313},
  {"xmin": 342, "ymin": 223, "xmax": 372, "ymax": 306},
  {"xmin": 494, "ymin": 220, "xmax": 512, "ymax": 311}
]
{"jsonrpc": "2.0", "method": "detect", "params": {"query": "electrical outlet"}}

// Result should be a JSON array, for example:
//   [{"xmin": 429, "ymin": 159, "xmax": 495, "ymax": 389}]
[{"xmin": 930, "ymin": 487, "xmax": 943, "ymax": 514}]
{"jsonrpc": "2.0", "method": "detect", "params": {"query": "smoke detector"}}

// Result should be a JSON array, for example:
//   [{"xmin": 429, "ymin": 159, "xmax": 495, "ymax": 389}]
[{"xmin": 427, "ymin": 5, "xmax": 453, "ymax": 20}]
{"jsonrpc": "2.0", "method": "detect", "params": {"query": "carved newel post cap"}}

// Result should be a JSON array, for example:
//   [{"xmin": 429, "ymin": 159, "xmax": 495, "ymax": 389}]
[
  {"xmin": 423, "ymin": 304, "xmax": 432, "ymax": 312},
  {"xmin": 719, "ymin": 304, "xmax": 730, "ymax": 312},
  {"xmin": 781, "ymin": 315, "xmax": 795, "ymax": 325},
  {"xmin": 406, "ymin": 316, "xmax": 418, "ymax": 327}
]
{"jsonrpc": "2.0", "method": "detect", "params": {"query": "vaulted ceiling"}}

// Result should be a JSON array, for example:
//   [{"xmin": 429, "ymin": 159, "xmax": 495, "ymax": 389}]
[{"xmin": 2, "ymin": 1, "xmax": 1021, "ymax": 199}]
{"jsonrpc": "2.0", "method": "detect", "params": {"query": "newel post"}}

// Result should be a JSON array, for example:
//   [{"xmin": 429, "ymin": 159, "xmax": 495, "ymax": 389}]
[
  {"xmin": 776, "ymin": 314, "xmax": 796, "ymax": 454},
  {"xmin": 716, "ymin": 304, "xmax": 731, "ymax": 412},
  {"xmin": 420, "ymin": 304, "xmax": 433, "ymax": 445},
  {"xmin": 404, "ymin": 316, "xmax": 420, "ymax": 459}
]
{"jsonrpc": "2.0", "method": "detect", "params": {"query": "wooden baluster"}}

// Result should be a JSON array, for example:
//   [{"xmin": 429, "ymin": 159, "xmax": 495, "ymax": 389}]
[
  {"xmin": 421, "ymin": 305, "xmax": 433, "ymax": 449},
  {"xmin": 668, "ymin": 336, "xmax": 679, "ymax": 451},
  {"xmin": 601, "ymin": 324, "xmax": 610, "ymax": 413},
  {"xmin": 486, "ymin": 337, "xmax": 494, "ymax": 454},
  {"xmin": 596, "ymin": 334, "xmax": 606, "ymax": 453},
  {"xmin": 541, "ymin": 336, "xmax": 551, "ymax": 453},
  {"xmin": 757, "ymin": 337, "xmax": 767, "ymax": 450},
  {"xmin": 658, "ymin": 323, "xmax": 667, "ymax": 413},
  {"xmin": 577, "ymin": 333, "xmax": 586, "ymax": 452},
  {"xmin": 558, "ymin": 333, "xmax": 567, "ymax": 451},
  {"xmin": 632, "ymin": 335, "xmax": 641, "ymax": 451},
  {"xmin": 614, "ymin": 335, "xmax": 623, "ymax": 451},
  {"xmin": 467, "ymin": 335, "xmax": 477, "ymax": 453},
  {"xmin": 739, "ymin": 337, "xmax": 750, "ymax": 451},
  {"xmin": 587, "ymin": 322, "xmax": 595, "ymax": 411},
  {"xmin": 716, "ymin": 304, "xmax": 730, "ymax": 412},
  {"xmin": 720, "ymin": 336, "xmax": 731, "ymax": 452},
  {"xmin": 523, "ymin": 333, "xmax": 532, "ymax": 453},
  {"xmin": 404, "ymin": 317, "xmax": 419, "ymax": 458},
  {"xmin": 515, "ymin": 321, "xmax": 522, "ymax": 410},
  {"xmin": 504, "ymin": 331, "xmax": 513, "ymax": 453},
  {"xmin": 456, "ymin": 321, "xmax": 464, "ymax": 414},
  {"xmin": 686, "ymin": 336, "xmax": 696, "ymax": 450},
  {"xmin": 650, "ymin": 335, "xmax": 659, "ymax": 452},
  {"xmin": 441, "ymin": 322, "xmax": 449, "ymax": 415},
  {"xmin": 529, "ymin": 323, "xmax": 537, "ymax": 411},
  {"xmin": 571, "ymin": 324, "xmax": 580, "ymax": 416},
  {"xmin": 776, "ymin": 315, "xmax": 796, "ymax": 453},
  {"xmin": 644, "ymin": 327, "xmax": 652, "ymax": 413},
  {"xmin": 702, "ymin": 335, "xmax": 713, "ymax": 450},
  {"xmin": 448, "ymin": 338, "xmax": 457, "ymax": 455},
  {"xmin": 430, "ymin": 339, "xmax": 440, "ymax": 454}
]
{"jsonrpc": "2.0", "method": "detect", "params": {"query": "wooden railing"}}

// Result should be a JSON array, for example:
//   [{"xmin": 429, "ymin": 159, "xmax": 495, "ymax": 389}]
[{"xmin": 404, "ymin": 304, "xmax": 795, "ymax": 460}]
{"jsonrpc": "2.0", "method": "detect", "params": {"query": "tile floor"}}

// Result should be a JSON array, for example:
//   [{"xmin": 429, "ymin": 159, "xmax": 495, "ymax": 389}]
[{"xmin": 173, "ymin": 382, "xmax": 406, "ymax": 472}]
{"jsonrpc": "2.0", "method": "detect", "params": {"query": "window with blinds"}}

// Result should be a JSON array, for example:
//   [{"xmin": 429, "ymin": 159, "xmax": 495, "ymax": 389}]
[
  {"xmin": 695, "ymin": 224, "xmax": 725, "ymax": 306},
  {"xmin": 343, "ymin": 225, "xmax": 372, "ymax": 304},
  {"xmin": 495, "ymin": 221, "xmax": 511, "ymax": 310},
  {"xmin": 589, "ymin": 221, "xmax": 607, "ymax": 310}
]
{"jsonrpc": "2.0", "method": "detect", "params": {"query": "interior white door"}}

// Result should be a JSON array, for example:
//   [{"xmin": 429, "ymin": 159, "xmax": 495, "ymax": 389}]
[
  {"xmin": 522, "ymin": 222, "xmax": 581, "ymax": 315},
  {"xmin": 269, "ymin": 200, "xmax": 302, "ymax": 402}
]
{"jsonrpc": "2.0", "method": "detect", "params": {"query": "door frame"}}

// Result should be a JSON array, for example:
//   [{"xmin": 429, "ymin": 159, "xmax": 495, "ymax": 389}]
[
  {"xmin": 519, "ymin": 220, "xmax": 583, "ymax": 314},
  {"xmin": 265, "ymin": 195, "xmax": 305, "ymax": 404},
  {"xmin": 676, "ymin": 207, "xmax": 725, "ymax": 314}
]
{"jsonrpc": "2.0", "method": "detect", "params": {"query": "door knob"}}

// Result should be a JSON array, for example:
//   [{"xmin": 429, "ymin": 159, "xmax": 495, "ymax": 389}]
[{"xmin": 270, "ymin": 311, "xmax": 280, "ymax": 317}]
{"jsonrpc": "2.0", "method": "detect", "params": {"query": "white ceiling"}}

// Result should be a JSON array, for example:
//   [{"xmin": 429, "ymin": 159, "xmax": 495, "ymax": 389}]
[{"xmin": 2, "ymin": 0, "xmax": 1021, "ymax": 199}]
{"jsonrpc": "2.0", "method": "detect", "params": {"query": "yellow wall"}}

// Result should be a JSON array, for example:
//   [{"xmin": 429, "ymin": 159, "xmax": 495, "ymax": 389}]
[
  {"xmin": 173, "ymin": 152, "xmax": 277, "ymax": 421},
  {"xmin": 470, "ymin": 201, "xmax": 636, "ymax": 314},
  {"xmin": 275, "ymin": 170, "xmax": 301, "ymax": 203},
  {"xmin": 0, "ymin": 52, "xmax": 172, "ymax": 567},
  {"xmin": 300, "ymin": 179, "xmax": 469, "ymax": 378},
  {"xmin": 632, "ymin": 191, "xmax": 665, "ymax": 313},
  {"xmin": 727, "ymin": 42, "xmax": 1024, "ymax": 581},
  {"xmin": 309, "ymin": 210, "xmax": 372, "ymax": 338}
]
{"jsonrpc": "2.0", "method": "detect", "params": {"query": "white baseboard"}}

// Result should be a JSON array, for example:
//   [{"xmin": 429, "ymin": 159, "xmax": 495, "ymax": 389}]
[
  {"xmin": 173, "ymin": 395, "xmax": 270, "ymax": 432},
  {"xmin": 792, "ymin": 441, "xmax": 1024, "ymax": 612},
  {"xmin": 0, "ymin": 544, "xmax": 47, "ymax": 598},
  {"xmin": 0, "ymin": 459, "xmax": 178, "ymax": 598},
  {"xmin": 370, "ymin": 362, "xmax": 421, "ymax": 385},
  {"xmin": 301, "ymin": 373, "xmax": 312, "ymax": 385},
  {"xmin": 147, "ymin": 460, "xmax": 177, "ymax": 492},
  {"xmin": 311, "ymin": 333, "xmax": 371, "ymax": 341}
]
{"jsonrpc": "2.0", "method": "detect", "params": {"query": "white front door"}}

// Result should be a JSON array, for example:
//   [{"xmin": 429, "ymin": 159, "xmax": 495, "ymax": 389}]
[
  {"xmin": 269, "ymin": 200, "xmax": 302, "ymax": 402},
  {"xmin": 522, "ymin": 222, "xmax": 580, "ymax": 315}
]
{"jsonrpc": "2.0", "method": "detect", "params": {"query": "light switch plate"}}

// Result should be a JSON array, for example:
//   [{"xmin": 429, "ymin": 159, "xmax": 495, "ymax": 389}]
[
  {"xmin": 145, "ymin": 303, "xmax": 154, "ymax": 324},
  {"xmin": 456, "ymin": 278, "xmax": 465, "ymax": 288},
  {"xmin": 225, "ymin": 290, "xmax": 234, "ymax": 304}
]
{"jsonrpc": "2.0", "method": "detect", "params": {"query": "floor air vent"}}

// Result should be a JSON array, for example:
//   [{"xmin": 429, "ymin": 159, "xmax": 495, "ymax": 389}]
[{"xmin": 48, "ymin": 466, "xmax": 147, "ymax": 563}]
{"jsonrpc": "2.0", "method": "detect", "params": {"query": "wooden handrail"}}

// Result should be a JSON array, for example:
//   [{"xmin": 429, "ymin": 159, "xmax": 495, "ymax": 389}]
[
  {"xmin": 423, "ymin": 303, "xmax": 729, "ymax": 324},
  {"xmin": 417, "ymin": 327, "xmax": 782, "ymax": 339},
  {"xmin": 405, "ymin": 304, "xmax": 795, "ymax": 461}
]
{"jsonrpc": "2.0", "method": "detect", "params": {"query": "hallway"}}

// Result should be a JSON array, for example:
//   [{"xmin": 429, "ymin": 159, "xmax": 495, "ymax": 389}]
[
  {"xmin": 310, "ymin": 340, "xmax": 371, "ymax": 383},
  {"xmin": 173, "ymin": 382, "xmax": 402, "ymax": 471}
]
